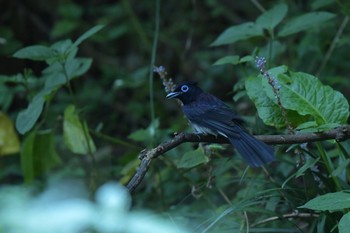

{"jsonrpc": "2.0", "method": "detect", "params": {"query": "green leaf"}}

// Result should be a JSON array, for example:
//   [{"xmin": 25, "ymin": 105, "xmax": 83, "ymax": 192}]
[
  {"xmin": 331, "ymin": 159, "xmax": 350, "ymax": 177},
  {"xmin": 52, "ymin": 19, "xmax": 80, "ymax": 38},
  {"xmin": 311, "ymin": 0, "xmax": 334, "ymax": 10},
  {"xmin": 13, "ymin": 45, "xmax": 55, "ymax": 61},
  {"xmin": 176, "ymin": 148, "xmax": 209, "ymax": 169},
  {"xmin": 339, "ymin": 212, "xmax": 350, "ymax": 233},
  {"xmin": 278, "ymin": 12, "xmax": 336, "ymax": 37},
  {"xmin": 63, "ymin": 105, "xmax": 96, "ymax": 154},
  {"xmin": 256, "ymin": 3, "xmax": 288, "ymax": 30},
  {"xmin": 20, "ymin": 130, "xmax": 61, "ymax": 183},
  {"xmin": 34, "ymin": 130, "xmax": 62, "ymax": 174},
  {"xmin": 277, "ymin": 72, "xmax": 349, "ymax": 125},
  {"xmin": 300, "ymin": 191, "xmax": 350, "ymax": 211},
  {"xmin": 245, "ymin": 76, "xmax": 304, "ymax": 128},
  {"xmin": 50, "ymin": 39, "xmax": 73, "ymax": 55},
  {"xmin": 213, "ymin": 55, "xmax": 239, "ymax": 66},
  {"xmin": 64, "ymin": 58, "xmax": 93, "ymax": 79},
  {"xmin": 211, "ymin": 22, "xmax": 262, "ymax": 46},
  {"xmin": 16, "ymin": 95, "xmax": 45, "ymax": 134},
  {"xmin": 128, "ymin": 119, "xmax": 159, "ymax": 143},
  {"xmin": 295, "ymin": 158, "xmax": 320, "ymax": 178},
  {"xmin": 21, "ymin": 131, "xmax": 35, "ymax": 183},
  {"xmin": 72, "ymin": 25, "xmax": 105, "ymax": 47}
]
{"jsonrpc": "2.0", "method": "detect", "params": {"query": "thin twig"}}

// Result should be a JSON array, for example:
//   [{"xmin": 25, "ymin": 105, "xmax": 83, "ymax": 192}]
[
  {"xmin": 251, "ymin": 211, "xmax": 319, "ymax": 227},
  {"xmin": 126, "ymin": 125, "xmax": 350, "ymax": 192},
  {"xmin": 317, "ymin": 16, "xmax": 349, "ymax": 77}
]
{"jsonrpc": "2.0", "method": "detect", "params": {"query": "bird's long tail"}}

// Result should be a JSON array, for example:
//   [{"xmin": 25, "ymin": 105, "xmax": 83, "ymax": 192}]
[{"xmin": 228, "ymin": 128, "xmax": 275, "ymax": 167}]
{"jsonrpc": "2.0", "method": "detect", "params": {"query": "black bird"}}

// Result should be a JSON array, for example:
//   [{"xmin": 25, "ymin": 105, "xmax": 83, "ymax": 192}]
[{"xmin": 166, "ymin": 82, "xmax": 275, "ymax": 167}]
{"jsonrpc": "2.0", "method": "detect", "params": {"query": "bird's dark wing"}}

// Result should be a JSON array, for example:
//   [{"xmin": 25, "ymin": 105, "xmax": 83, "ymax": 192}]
[{"xmin": 182, "ymin": 93, "xmax": 243, "ymax": 138}]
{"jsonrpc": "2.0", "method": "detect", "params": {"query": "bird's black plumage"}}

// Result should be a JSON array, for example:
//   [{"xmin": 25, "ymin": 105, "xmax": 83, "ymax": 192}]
[{"xmin": 166, "ymin": 82, "xmax": 275, "ymax": 167}]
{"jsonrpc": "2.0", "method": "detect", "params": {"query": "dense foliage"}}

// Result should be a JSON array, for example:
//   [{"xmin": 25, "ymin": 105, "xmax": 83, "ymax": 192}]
[{"xmin": 1, "ymin": 1, "xmax": 350, "ymax": 232}]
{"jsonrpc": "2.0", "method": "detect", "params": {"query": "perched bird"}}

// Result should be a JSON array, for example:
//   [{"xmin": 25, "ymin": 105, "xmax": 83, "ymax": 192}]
[{"xmin": 166, "ymin": 82, "xmax": 275, "ymax": 167}]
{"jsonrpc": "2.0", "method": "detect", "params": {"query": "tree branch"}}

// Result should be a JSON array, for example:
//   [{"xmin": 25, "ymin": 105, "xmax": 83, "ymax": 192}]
[{"xmin": 126, "ymin": 125, "xmax": 350, "ymax": 193}]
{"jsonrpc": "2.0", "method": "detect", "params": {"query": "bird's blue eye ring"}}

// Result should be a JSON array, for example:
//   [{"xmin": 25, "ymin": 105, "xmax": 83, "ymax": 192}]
[{"xmin": 181, "ymin": 85, "xmax": 189, "ymax": 92}]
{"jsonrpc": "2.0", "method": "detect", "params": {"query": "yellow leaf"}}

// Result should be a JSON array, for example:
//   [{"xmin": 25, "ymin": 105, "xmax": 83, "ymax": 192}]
[{"xmin": 0, "ymin": 112, "xmax": 20, "ymax": 155}]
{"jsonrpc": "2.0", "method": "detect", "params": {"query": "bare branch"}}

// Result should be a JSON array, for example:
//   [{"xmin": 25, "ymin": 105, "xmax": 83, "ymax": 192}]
[{"xmin": 126, "ymin": 125, "xmax": 350, "ymax": 193}]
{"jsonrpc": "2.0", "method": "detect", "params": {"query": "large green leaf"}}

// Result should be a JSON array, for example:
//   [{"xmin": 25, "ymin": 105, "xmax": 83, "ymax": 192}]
[
  {"xmin": 277, "ymin": 72, "xmax": 349, "ymax": 125},
  {"xmin": 339, "ymin": 212, "xmax": 350, "ymax": 233},
  {"xmin": 278, "ymin": 12, "xmax": 336, "ymax": 37},
  {"xmin": 300, "ymin": 191, "xmax": 350, "ymax": 211},
  {"xmin": 245, "ymin": 76, "xmax": 287, "ymax": 128},
  {"xmin": 245, "ymin": 75, "xmax": 306, "ymax": 128},
  {"xmin": 63, "ymin": 105, "xmax": 96, "ymax": 154},
  {"xmin": 211, "ymin": 22, "xmax": 262, "ymax": 46},
  {"xmin": 256, "ymin": 3, "xmax": 288, "ymax": 30}
]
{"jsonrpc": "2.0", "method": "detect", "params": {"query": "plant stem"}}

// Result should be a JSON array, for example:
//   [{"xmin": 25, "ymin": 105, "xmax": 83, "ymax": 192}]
[{"xmin": 149, "ymin": 0, "xmax": 160, "ymax": 146}]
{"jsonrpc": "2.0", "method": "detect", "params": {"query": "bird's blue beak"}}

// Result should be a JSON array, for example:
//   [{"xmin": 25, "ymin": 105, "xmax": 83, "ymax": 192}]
[{"xmin": 166, "ymin": 91, "xmax": 183, "ymax": 99}]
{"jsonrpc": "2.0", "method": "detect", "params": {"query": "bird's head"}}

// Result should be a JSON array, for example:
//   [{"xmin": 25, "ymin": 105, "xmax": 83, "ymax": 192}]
[{"xmin": 166, "ymin": 82, "xmax": 203, "ymax": 104}]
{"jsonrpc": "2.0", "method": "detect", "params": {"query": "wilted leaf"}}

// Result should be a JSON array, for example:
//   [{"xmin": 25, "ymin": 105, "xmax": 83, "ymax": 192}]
[
  {"xmin": 63, "ymin": 105, "xmax": 96, "ymax": 154},
  {"xmin": 0, "ymin": 112, "xmax": 20, "ymax": 155}
]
